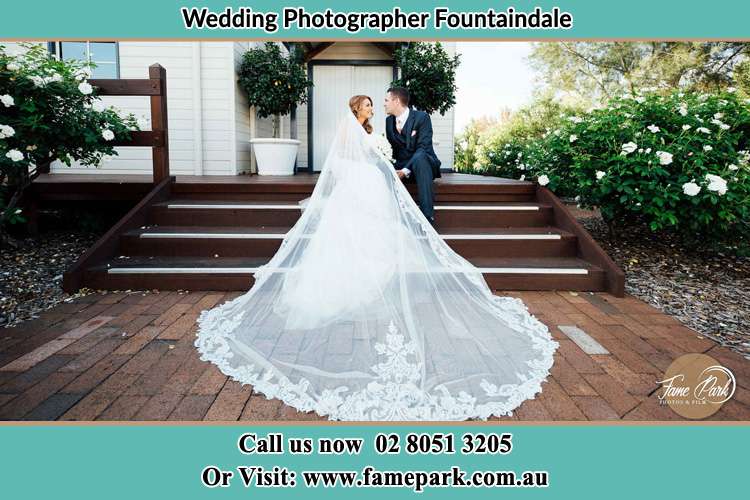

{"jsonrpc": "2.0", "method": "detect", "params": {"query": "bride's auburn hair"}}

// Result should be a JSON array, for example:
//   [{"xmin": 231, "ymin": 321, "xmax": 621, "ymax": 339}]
[{"xmin": 349, "ymin": 95, "xmax": 373, "ymax": 134}]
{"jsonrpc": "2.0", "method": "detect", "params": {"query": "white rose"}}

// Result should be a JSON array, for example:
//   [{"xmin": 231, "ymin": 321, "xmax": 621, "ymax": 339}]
[
  {"xmin": 621, "ymin": 141, "xmax": 638, "ymax": 154},
  {"xmin": 728, "ymin": 164, "xmax": 739, "ymax": 171},
  {"xmin": 656, "ymin": 151, "xmax": 673, "ymax": 165},
  {"xmin": 102, "ymin": 129, "xmax": 115, "ymax": 141},
  {"xmin": 569, "ymin": 134, "xmax": 578, "ymax": 143},
  {"xmin": 78, "ymin": 82, "xmax": 93, "ymax": 95},
  {"xmin": 5, "ymin": 149, "xmax": 24, "ymax": 162},
  {"xmin": 29, "ymin": 75, "xmax": 45, "ymax": 87},
  {"xmin": 697, "ymin": 127, "xmax": 710, "ymax": 134},
  {"xmin": 596, "ymin": 170, "xmax": 606, "ymax": 180},
  {"xmin": 0, "ymin": 94, "xmax": 14, "ymax": 107},
  {"xmin": 75, "ymin": 67, "xmax": 93, "ymax": 80},
  {"xmin": 537, "ymin": 174, "xmax": 550, "ymax": 186},
  {"xmin": 703, "ymin": 145, "xmax": 713, "ymax": 152},
  {"xmin": 91, "ymin": 100, "xmax": 106, "ymax": 112},
  {"xmin": 678, "ymin": 104, "xmax": 688, "ymax": 116},
  {"xmin": 0, "ymin": 124, "xmax": 15, "ymax": 138},
  {"xmin": 7, "ymin": 62, "xmax": 20, "ymax": 71},
  {"xmin": 727, "ymin": 87, "xmax": 736, "ymax": 93},
  {"xmin": 647, "ymin": 124, "xmax": 660, "ymax": 133},
  {"xmin": 682, "ymin": 182, "xmax": 701, "ymax": 196},
  {"xmin": 682, "ymin": 124, "xmax": 691, "ymax": 131},
  {"xmin": 705, "ymin": 174, "xmax": 728, "ymax": 195},
  {"xmin": 569, "ymin": 116, "xmax": 583, "ymax": 123},
  {"xmin": 519, "ymin": 175, "xmax": 525, "ymax": 181}
]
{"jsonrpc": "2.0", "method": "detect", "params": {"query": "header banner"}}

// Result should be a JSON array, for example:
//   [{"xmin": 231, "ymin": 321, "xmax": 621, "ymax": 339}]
[{"xmin": 2, "ymin": 1, "xmax": 749, "ymax": 39}]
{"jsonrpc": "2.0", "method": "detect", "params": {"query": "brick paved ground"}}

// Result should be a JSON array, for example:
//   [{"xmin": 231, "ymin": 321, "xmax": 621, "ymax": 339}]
[{"xmin": 0, "ymin": 290, "xmax": 747, "ymax": 421}]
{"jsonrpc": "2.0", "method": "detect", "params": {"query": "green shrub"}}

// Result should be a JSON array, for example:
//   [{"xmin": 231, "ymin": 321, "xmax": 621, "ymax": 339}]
[
  {"xmin": 0, "ymin": 43, "xmax": 140, "ymax": 240},
  {"xmin": 571, "ymin": 90, "xmax": 750, "ymax": 243},
  {"xmin": 472, "ymin": 89, "xmax": 750, "ymax": 245}
]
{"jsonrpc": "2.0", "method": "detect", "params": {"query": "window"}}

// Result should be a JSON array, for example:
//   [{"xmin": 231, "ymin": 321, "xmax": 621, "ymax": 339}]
[{"xmin": 50, "ymin": 41, "xmax": 119, "ymax": 79}]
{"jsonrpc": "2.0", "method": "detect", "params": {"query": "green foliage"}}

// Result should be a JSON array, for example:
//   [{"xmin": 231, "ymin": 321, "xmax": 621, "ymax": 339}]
[
  {"xmin": 237, "ymin": 43, "xmax": 312, "ymax": 137},
  {"xmin": 456, "ymin": 97, "xmax": 582, "ymax": 197},
  {"xmin": 529, "ymin": 42, "xmax": 749, "ymax": 105},
  {"xmin": 391, "ymin": 42, "xmax": 460, "ymax": 116},
  {"xmin": 454, "ymin": 116, "xmax": 499, "ymax": 172},
  {"xmin": 0, "ymin": 42, "xmax": 140, "ymax": 234},
  {"xmin": 473, "ymin": 89, "xmax": 750, "ymax": 245}
]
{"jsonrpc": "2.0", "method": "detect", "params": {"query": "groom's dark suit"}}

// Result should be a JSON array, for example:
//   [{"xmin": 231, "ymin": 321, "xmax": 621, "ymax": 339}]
[{"xmin": 386, "ymin": 107, "xmax": 441, "ymax": 220}]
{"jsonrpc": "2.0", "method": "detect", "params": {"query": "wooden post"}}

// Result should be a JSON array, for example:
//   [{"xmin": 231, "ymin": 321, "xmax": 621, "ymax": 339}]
[{"xmin": 149, "ymin": 64, "xmax": 169, "ymax": 184}]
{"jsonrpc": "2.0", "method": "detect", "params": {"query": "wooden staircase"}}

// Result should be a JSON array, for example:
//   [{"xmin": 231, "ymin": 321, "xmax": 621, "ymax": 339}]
[{"xmin": 63, "ymin": 174, "xmax": 624, "ymax": 296}]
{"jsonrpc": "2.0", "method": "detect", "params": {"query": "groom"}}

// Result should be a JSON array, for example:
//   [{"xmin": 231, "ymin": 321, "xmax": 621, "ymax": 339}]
[{"xmin": 384, "ymin": 87, "xmax": 441, "ymax": 223}]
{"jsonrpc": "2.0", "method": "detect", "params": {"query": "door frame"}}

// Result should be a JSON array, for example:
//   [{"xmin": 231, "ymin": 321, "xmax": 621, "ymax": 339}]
[{"xmin": 305, "ymin": 59, "xmax": 399, "ymax": 173}]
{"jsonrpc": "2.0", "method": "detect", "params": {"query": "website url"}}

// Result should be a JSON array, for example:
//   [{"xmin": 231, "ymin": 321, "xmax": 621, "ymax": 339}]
[{"xmin": 301, "ymin": 465, "xmax": 549, "ymax": 492}]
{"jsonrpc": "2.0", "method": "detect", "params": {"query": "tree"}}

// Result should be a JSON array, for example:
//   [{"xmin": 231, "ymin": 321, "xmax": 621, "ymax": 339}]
[
  {"xmin": 529, "ymin": 42, "xmax": 749, "ymax": 104},
  {"xmin": 391, "ymin": 42, "xmax": 460, "ymax": 115},
  {"xmin": 237, "ymin": 42, "xmax": 312, "ymax": 138}
]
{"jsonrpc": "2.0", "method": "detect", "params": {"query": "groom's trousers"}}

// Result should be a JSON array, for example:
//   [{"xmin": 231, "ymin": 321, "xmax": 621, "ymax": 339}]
[{"xmin": 402, "ymin": 151, "xmax": 436, "ymax": 220}]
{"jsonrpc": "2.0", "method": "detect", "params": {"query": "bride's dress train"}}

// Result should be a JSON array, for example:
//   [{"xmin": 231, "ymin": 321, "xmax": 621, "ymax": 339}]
[{"xmin": 195, "ymin": 109, "xmax": 559, "ymax": 421}]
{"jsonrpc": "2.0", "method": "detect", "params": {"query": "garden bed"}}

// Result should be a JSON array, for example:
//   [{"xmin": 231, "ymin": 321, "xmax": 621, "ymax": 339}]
[
  {"xmin": 570, "ymin": 203, "xmax": 750, "ymax": 360},
  {"xmin": 0, "ymin": 230, "xmax": 99, "ymax": 327}
]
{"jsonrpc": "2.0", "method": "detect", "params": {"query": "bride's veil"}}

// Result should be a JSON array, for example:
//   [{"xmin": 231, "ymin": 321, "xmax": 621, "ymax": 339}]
[{"xmin": 195, "ymin": 107, "xmax": 558, "ymax": 421}]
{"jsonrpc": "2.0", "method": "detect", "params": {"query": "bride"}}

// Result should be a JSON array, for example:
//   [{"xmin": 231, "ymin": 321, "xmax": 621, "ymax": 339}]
[{"xmin": 195, "ymin": 95, "xmax": 559, "ymax": 421}]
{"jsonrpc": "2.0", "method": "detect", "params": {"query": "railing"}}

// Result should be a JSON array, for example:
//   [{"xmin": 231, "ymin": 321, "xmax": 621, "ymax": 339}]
[{"xmin": 39, "ymin": 63, "xmax": 170, "ymax": 183}]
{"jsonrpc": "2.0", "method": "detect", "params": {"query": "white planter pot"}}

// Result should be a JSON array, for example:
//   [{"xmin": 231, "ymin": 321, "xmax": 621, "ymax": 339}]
[{"xmin": 250, "ymin": 138, "xmax": 301, "ymax": 175}]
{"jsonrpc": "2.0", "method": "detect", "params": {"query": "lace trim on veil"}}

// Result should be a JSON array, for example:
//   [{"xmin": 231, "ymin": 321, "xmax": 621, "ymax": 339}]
[{"xmin": 196, "ymin": 296, "xmax": 557, "ymax": 421}]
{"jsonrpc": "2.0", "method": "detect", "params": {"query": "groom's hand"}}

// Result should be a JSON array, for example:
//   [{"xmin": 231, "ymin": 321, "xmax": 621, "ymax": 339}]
[{"xmin": 396, "ymin": 170, "xmax": 407, "ymax": 180}]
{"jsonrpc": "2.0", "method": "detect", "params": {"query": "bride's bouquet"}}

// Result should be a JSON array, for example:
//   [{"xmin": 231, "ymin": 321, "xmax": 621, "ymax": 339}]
[{"xmin": 371, "ymin": 133, "xmax": 395, "ymax": 164}]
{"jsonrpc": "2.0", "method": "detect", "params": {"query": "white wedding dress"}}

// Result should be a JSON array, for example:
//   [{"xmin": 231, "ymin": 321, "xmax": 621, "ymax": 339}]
[{"xmin": 195, "ymin": 109, "xmax": 559, "ymax": 421}]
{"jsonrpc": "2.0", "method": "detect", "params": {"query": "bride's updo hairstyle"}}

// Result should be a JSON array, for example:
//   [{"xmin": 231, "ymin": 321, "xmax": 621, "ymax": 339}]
[{"xmin": 349, "ymin": 95, "xmax": 373, "ymax": 134}]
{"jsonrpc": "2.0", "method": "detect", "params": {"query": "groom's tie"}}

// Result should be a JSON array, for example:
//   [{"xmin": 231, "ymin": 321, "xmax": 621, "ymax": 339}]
[{"xmin": 396, "ymin": 117, "xmax": 403, "ymax": 134}]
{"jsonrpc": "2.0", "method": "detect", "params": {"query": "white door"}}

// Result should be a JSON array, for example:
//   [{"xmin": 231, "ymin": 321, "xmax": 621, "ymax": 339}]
[{"xmin": 312, "ymin": 65, "xmax": 393, "ymax": 171}]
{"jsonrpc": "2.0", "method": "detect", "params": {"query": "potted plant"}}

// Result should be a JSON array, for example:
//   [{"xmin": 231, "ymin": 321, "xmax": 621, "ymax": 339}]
[{"xmin": 238, "ymin": 42, "xmax": 312, "ymax": 175}]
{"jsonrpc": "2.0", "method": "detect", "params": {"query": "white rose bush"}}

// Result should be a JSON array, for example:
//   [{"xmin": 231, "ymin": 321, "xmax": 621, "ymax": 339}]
[
  {"xmin": 0, "ymin": 43, "xmax": 140, "ymax": 242},
  {"xmin": 471, "ymin": 89, "xmax": 750, "ymax": 246}
]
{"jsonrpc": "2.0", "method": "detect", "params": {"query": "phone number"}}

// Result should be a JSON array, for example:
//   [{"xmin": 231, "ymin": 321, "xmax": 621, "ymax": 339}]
[{"xmin": 374, "ymin": 432, "xmax": 513, "ymax": 455}]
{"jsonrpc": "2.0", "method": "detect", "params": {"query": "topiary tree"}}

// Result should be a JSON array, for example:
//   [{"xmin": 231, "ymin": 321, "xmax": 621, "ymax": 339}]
[
  {"xmin": 0, "ymin": 42, "xmax": 141, "ymax": 247},
  {"xmin": 391, "ymin": 42, "xmax": 460, "ymax": 116},
  {"xmin": 237, "ymin": 42, "xmax": 312, "ymax": 138}
]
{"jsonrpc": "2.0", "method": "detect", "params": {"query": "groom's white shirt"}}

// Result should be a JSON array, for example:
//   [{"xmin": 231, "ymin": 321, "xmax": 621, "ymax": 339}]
[{"xmin": 395, "ymin": 107, "xmax": 410, "ymax": 178}]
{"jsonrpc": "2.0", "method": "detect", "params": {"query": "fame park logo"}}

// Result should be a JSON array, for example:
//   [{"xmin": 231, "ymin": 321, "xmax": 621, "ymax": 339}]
[{"xmin": 656, "ymin": 353, "xmax": 736, "ymax": 419}]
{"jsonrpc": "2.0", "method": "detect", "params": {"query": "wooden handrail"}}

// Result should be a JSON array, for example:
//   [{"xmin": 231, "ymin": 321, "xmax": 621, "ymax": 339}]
[
  {"xmin": 87, "ymin": 78, "xmax": 162, "ymax": 96},
  {"xmin": 147, "ymin": 64, "xmax": 170, "ymax": 184},
  {"xmin": 536, "ymin": 186, "xmax": 626, "ymax": 297},
  {"xmin": 62, "ymin": 174, "xmax": 175, "ymax": 292},
  {"xmin": 40, "ymin": 63, "xmax": 170, "ymax": 183},
  {"xmin": 112, "ymin": 130, "xmax": 166, "ymax": 148}
]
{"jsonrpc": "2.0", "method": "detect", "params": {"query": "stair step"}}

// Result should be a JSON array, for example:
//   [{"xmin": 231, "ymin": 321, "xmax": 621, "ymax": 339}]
[
  {"xmin": 150, "ymin": 200, "xmax": 554, "ymax": 228},
  {"xmin": 121, "ymin": 226, "xmax": 577, "ymax": 259},
  {"xmin": 171, "ymin": 175, "xmax": 537, "ymax": 203},
  {"xmin": 85, "ymin": 256, "xmax": 603, "ymax": 292}
]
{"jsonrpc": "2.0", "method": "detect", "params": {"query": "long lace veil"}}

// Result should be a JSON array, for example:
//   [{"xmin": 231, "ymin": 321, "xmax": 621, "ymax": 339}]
[{"xmin": 195, "ymin": 108, "xmax": 559, "ymax": 420}]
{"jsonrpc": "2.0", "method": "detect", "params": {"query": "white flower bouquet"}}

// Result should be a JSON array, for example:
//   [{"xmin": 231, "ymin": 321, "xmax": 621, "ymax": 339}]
[{"xmin": 371, "ymin": 133, "xmax": 395, "ymax": 164}]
